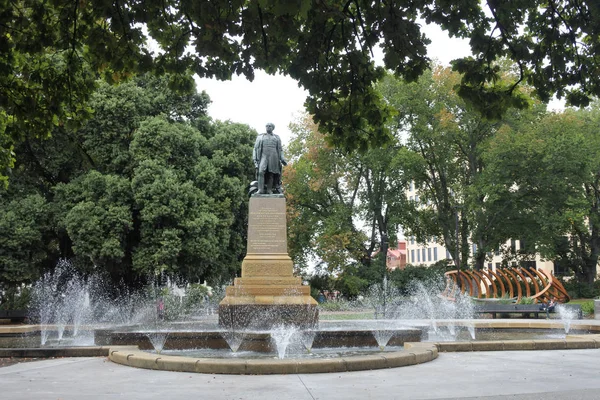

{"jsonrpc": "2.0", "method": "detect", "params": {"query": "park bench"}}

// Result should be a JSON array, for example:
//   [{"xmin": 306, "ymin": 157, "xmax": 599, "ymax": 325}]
[
  {"xmin": 474, "ymin": 303, "xmax": 582, "ymax": 319},
  {"xmin": 0, "ymin": 310, "xmax": 28, "ymax": 322}
]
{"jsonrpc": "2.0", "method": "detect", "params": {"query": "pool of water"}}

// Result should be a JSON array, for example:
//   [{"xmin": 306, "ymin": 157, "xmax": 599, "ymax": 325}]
[
  {"xmin": 150, "ymin": 345, "xmax": 405, "ymax": 359},
  {"xmin": 424, "ymin": 328, "xmax": 588, "ymax": 342}
]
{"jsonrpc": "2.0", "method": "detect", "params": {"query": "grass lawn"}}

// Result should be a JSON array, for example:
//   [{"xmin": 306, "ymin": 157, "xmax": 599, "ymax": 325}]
[
  {"xmin": 318, "ymin": 311, "xmax": 375, "ymax": 320},
  {"xmin": 568, "ymin": 298, "xmax": 596, "ymax": 318}
]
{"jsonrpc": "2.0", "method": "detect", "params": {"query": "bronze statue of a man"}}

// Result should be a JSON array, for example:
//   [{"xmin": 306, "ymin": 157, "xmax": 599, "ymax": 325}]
[{"xmin": 253, "ymin": 123, "xmax": 287, "ymax": 194}]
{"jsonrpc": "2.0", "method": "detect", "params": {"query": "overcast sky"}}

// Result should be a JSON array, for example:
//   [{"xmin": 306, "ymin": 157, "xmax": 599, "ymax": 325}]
[{"xmin": 195, "ymin": 23, "xmax": 472, "ymax": 145}]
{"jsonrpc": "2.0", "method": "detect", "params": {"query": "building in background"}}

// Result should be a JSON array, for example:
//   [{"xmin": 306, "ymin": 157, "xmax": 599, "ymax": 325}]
[
  {"xmin": 386, "ymin": 240, "xmax": 407, "ymax": 270},
  {"xmin": 405, "ymin": 236, "xmax": 555, "ymax": 275}
]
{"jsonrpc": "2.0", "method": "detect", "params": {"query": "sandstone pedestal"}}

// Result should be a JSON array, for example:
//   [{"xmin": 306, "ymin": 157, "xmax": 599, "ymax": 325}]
[{"xmin": 218, "ymin": 195, "xmax": 318, "ymax": 329}]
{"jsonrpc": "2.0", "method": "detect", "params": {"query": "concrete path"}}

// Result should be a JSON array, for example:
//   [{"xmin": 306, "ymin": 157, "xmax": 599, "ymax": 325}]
[{"xmin": 1, "ymin": 349, "xmax": 600, "ymax": 400}]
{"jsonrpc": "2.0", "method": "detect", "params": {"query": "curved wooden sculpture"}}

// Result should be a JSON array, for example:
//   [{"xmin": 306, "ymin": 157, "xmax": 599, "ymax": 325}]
[{"xmin": 441, "ymin": 267, "xmax": 570, "ymax": 303}]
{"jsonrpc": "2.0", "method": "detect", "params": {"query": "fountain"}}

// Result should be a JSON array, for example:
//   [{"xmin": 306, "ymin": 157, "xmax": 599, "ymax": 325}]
[
  {"xmin": 12, "ymin": 259, "xmax": 600, "ymax": 374},
  {"xmin": 557, "ymin": 304, "xmax": 579, "ymax": 334},
  {"xmin": 12, "ymin": 158, "xmax": 597, "ymax": 372},
  {"xmin": 146, "ymin": 332, "xmax": 170, "ymax": 354}
]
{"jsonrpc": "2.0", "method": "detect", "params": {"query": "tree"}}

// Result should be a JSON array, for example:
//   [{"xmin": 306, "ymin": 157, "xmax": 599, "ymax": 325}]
[
  {"xmin": 4, "ymin": 0, "xmax": 600, "ymax": 182},
  {"xmin": 0, "ymin": 194, "xmax": 53, "ymax": 286},
  {"xmin": 483, "ymin": 108, "xmax": 600, "ymax": 286},
  {"xmin": 0, "ymin": 74, "xmax": 256, "ymax": 287},
  {"xmin": 378, "ymin": 65, "xmax": 543, "ymax": 270},
  {"xmin": 284, "ymin": 114, "xmax": 410, "ymax": 285}
]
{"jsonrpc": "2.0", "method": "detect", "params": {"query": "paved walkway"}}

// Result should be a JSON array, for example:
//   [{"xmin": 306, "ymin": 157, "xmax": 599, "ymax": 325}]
[{"xmin": 1, "ymin": 349, "xmax": 600, "ymax": 400}]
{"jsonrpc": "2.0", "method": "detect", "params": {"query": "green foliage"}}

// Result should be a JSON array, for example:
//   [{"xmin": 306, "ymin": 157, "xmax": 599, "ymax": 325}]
[
  {"xmin": 285, "ymin": 114, "xmax": 410, "ymax": 280},
  {"xmin": 378, "ymin": 66, "xmax": 544, "ymax": 271},
  {"xmin": 0, "ymin": 194, "xmax": 53, "ymax": 284},
  {"xmin": 389, "ymin": 263, "xmax": 450, "ymax": 295},
  {"xmin": 580, "ymin": 300, "xmax": 595, "ymax": 316},
  {"xmin": 561, "ymin": 278, "xmax": 600, "ymax": 300},
  {"xmin": 308, "ymin": 274, "xmax": 335, "ymax": 298},
  {"xmin": 53, "ymin": 172, "xmax": 133, "ymax": 272},
  {"xmin": 336, "ymin": 274, "xmax": 370, "ymax": 299},
  {"xmin": 0, "ymin": 285, "xmax": 31, "ymax": 310},
  {"xmin": 317, "ymin": 299, "xmax": 354, "ymax": 312},
  {"xmin": 483, "ymin": 106, "xmax": 600, "ymax": 284},
  {"xmin": 518, "ymin": 297, "xmax": 535, "ymax": 305},
  {"xmin": 5, "ymin": 0, "xmax": 600, "ymax": 183},
  {"xmin": 1, "ymin": 74, "xmax": 256, "ymax": 288},
  {"xmin": 496, "ymin": 293, "xmax": 517, "ymax": 304}
]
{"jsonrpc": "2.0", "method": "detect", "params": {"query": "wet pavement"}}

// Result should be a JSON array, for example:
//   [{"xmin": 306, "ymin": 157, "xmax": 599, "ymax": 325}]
[{"xmin": 1, "ymin": 349, "xmax": 600, "ymax": 400}]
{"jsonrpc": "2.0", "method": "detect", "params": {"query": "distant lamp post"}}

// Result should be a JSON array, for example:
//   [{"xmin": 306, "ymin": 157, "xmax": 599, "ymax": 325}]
[
  {"xmin": 381, "ymin": 233, "xmax": 389, "ymax": 275},
  {"xmin": 381, "ymin": 233, "xmax": 389, "ymax": 318},
  {"xmin": 454, "ymin": 205, "xmax": 461, "ymax": 294}
]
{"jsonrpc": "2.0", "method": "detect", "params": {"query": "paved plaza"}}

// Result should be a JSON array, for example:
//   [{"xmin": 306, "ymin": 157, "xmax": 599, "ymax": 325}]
[{"xmin": 1, "ymin": 348, "xmax": 600, "ymax": 400}]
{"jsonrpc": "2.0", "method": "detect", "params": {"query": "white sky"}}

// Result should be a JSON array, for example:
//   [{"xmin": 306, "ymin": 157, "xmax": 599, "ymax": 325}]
[{"xmin": 195, "ymin": 24, "xmax": 472, "ymax": 145}]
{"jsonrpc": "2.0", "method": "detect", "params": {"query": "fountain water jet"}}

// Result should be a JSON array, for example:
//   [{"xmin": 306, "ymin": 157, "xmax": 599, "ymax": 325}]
[
  {"xmin": 146, "ymin": 332, "xmax": 170, "ymax": 354},
  {"xmin": 557, "ymin": 304, "xmax": 578, "ymax": 334},
  {"xmin": 271, "ymin": 325, "xmax": 299, "ymax": 359}
]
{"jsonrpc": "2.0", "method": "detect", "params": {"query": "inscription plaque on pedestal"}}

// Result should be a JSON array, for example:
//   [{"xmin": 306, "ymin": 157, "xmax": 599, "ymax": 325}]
[{"xmin": 247, "ymin": 197, "xmax": 287, "ymax": 254}]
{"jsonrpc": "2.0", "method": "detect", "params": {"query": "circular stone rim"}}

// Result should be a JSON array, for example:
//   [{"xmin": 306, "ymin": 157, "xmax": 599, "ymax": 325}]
[{"xmin": 107, "ymin": 343, "xmax": 438, "ymax": 374}]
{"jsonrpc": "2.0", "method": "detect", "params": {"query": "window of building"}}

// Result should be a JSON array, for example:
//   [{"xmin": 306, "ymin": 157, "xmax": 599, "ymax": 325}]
[
  {"xmin": 487, "ymin": 263, "xmax": 492, "ymax": 270},
  {"xmin": 495, "ymin": 262, "xmax": 501, "ymax": 270},
  {"xmin": 472, "ymin": 244, "xmax": 477, "ymax": 254},
  {"xmin": 433, "ymin": 247, "xmax": 438, "ymax": 261},
  {"xmin": 511, "ymin": 239, "xmax": 516, "ymax": 253},
  {"xmin": 427, "ymin": 248, "xmax": 431, "ymax": 262},
  {"xmin": 411, "ymin": 250, "xmax": 415, "ymax": 263},
  {"xmin": 417, "ymin": 250, "xmax": 420, "ymax": 262},
  {"xmin": 520, "ymin": 260, "xmax": 536, "ymax": 270},
  {"xmin": 422, "ymin": 248, "xmax": 426, "ymax": 263},
  {"xmin": 553, "ymin": 259, "xmax": 570, "ymax": 276},
  {"xmin": 520, "ymin": 238, "xmax": 535, "ymax": 254}
]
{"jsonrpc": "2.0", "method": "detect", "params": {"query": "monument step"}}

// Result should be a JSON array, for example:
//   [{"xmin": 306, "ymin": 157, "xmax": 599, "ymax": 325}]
[
  {"xmin": 225, "ymin": 285, "xmax": 310, "ymax": 296},
  {"xmin": 234, "ymin": 277, "xmax": 302, "ymax": 286},
  {"xmin": 220, "ymin": 294, "xmax": 317, "ymax": 306}
]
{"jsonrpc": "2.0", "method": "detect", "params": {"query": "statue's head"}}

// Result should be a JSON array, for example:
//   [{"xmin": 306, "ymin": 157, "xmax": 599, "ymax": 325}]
[{"xmin": 266, "ymin": 123, "xmax": 275, "ymax": 132}]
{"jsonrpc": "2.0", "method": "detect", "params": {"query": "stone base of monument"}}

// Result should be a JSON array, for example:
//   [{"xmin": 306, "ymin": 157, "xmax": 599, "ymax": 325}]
[
  {"xmin": 218, "ymin": 195, "xmax": 318, "ymax": 330},
  {"xmin": 218, "ymin": 255, "xmax": 318, "ymax": 330},
  {"xmin": 218, "ymin": 303, "xmax": 318, "ymax": 330}
]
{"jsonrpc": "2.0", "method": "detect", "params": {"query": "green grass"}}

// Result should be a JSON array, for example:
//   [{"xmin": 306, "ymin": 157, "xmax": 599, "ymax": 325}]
[
  {"xmin": 318, "ymin": 312, "xmax": 374, "ymax": 320},
  {"xmin": 568, "ymin": 298, "xmax": 594, "ymax": 305}
]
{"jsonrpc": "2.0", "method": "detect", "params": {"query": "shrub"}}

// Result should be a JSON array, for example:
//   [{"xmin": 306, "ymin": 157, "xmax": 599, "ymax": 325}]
[
  {"xmin": 560, "ymin": 277, "xmax": 600, "ymax": 299},
  {"xmin": 581, "ymin": 300, "xmax": 595, "ymax": 316},
  {"xmin": 497, "ymin": 293, "xmax": 516, "ymax": 304},
  {"xmin": 0, "ymin": 285, "xmax": 31, "ymax": 310},
  {"xmin": 518, "ymin": 296, "xmax": 535, "ymax": 305},
  {"xmin": 389, "ymin": 263, "xmax": 449, "ymax": 295}
]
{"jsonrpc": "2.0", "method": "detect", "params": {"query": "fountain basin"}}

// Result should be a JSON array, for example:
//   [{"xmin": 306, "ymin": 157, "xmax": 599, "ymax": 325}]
[
  {"xmin": 108, "ymin": 343, "xmax": 438, "ymax": 374},
  {"xmin": 2, "ymin": 320, "xmax": 600, "ymax": 374},
  {"xmin": 95, "ymin": 326, "xmax": 423, "ymax": 353}
]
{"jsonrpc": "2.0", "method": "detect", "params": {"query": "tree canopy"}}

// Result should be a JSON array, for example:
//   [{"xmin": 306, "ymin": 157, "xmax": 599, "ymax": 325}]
[
  {"xmin": 483, "ymin": 107, "xmax": 600, "ymax": 286},
  {"xmin": 0, "ymin": 74, "xmax": 256, "ymax": 288},
  {"xmin": 285, "ymin": 63, "xmax": 600, "ymax": 292},
  {"xmin": 3, "ymin": 0, "xmax": 600, "ymax": 183},
  {"xmin": 284, "ymin": 113, "xmax": 411, "ymax": 293}
]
